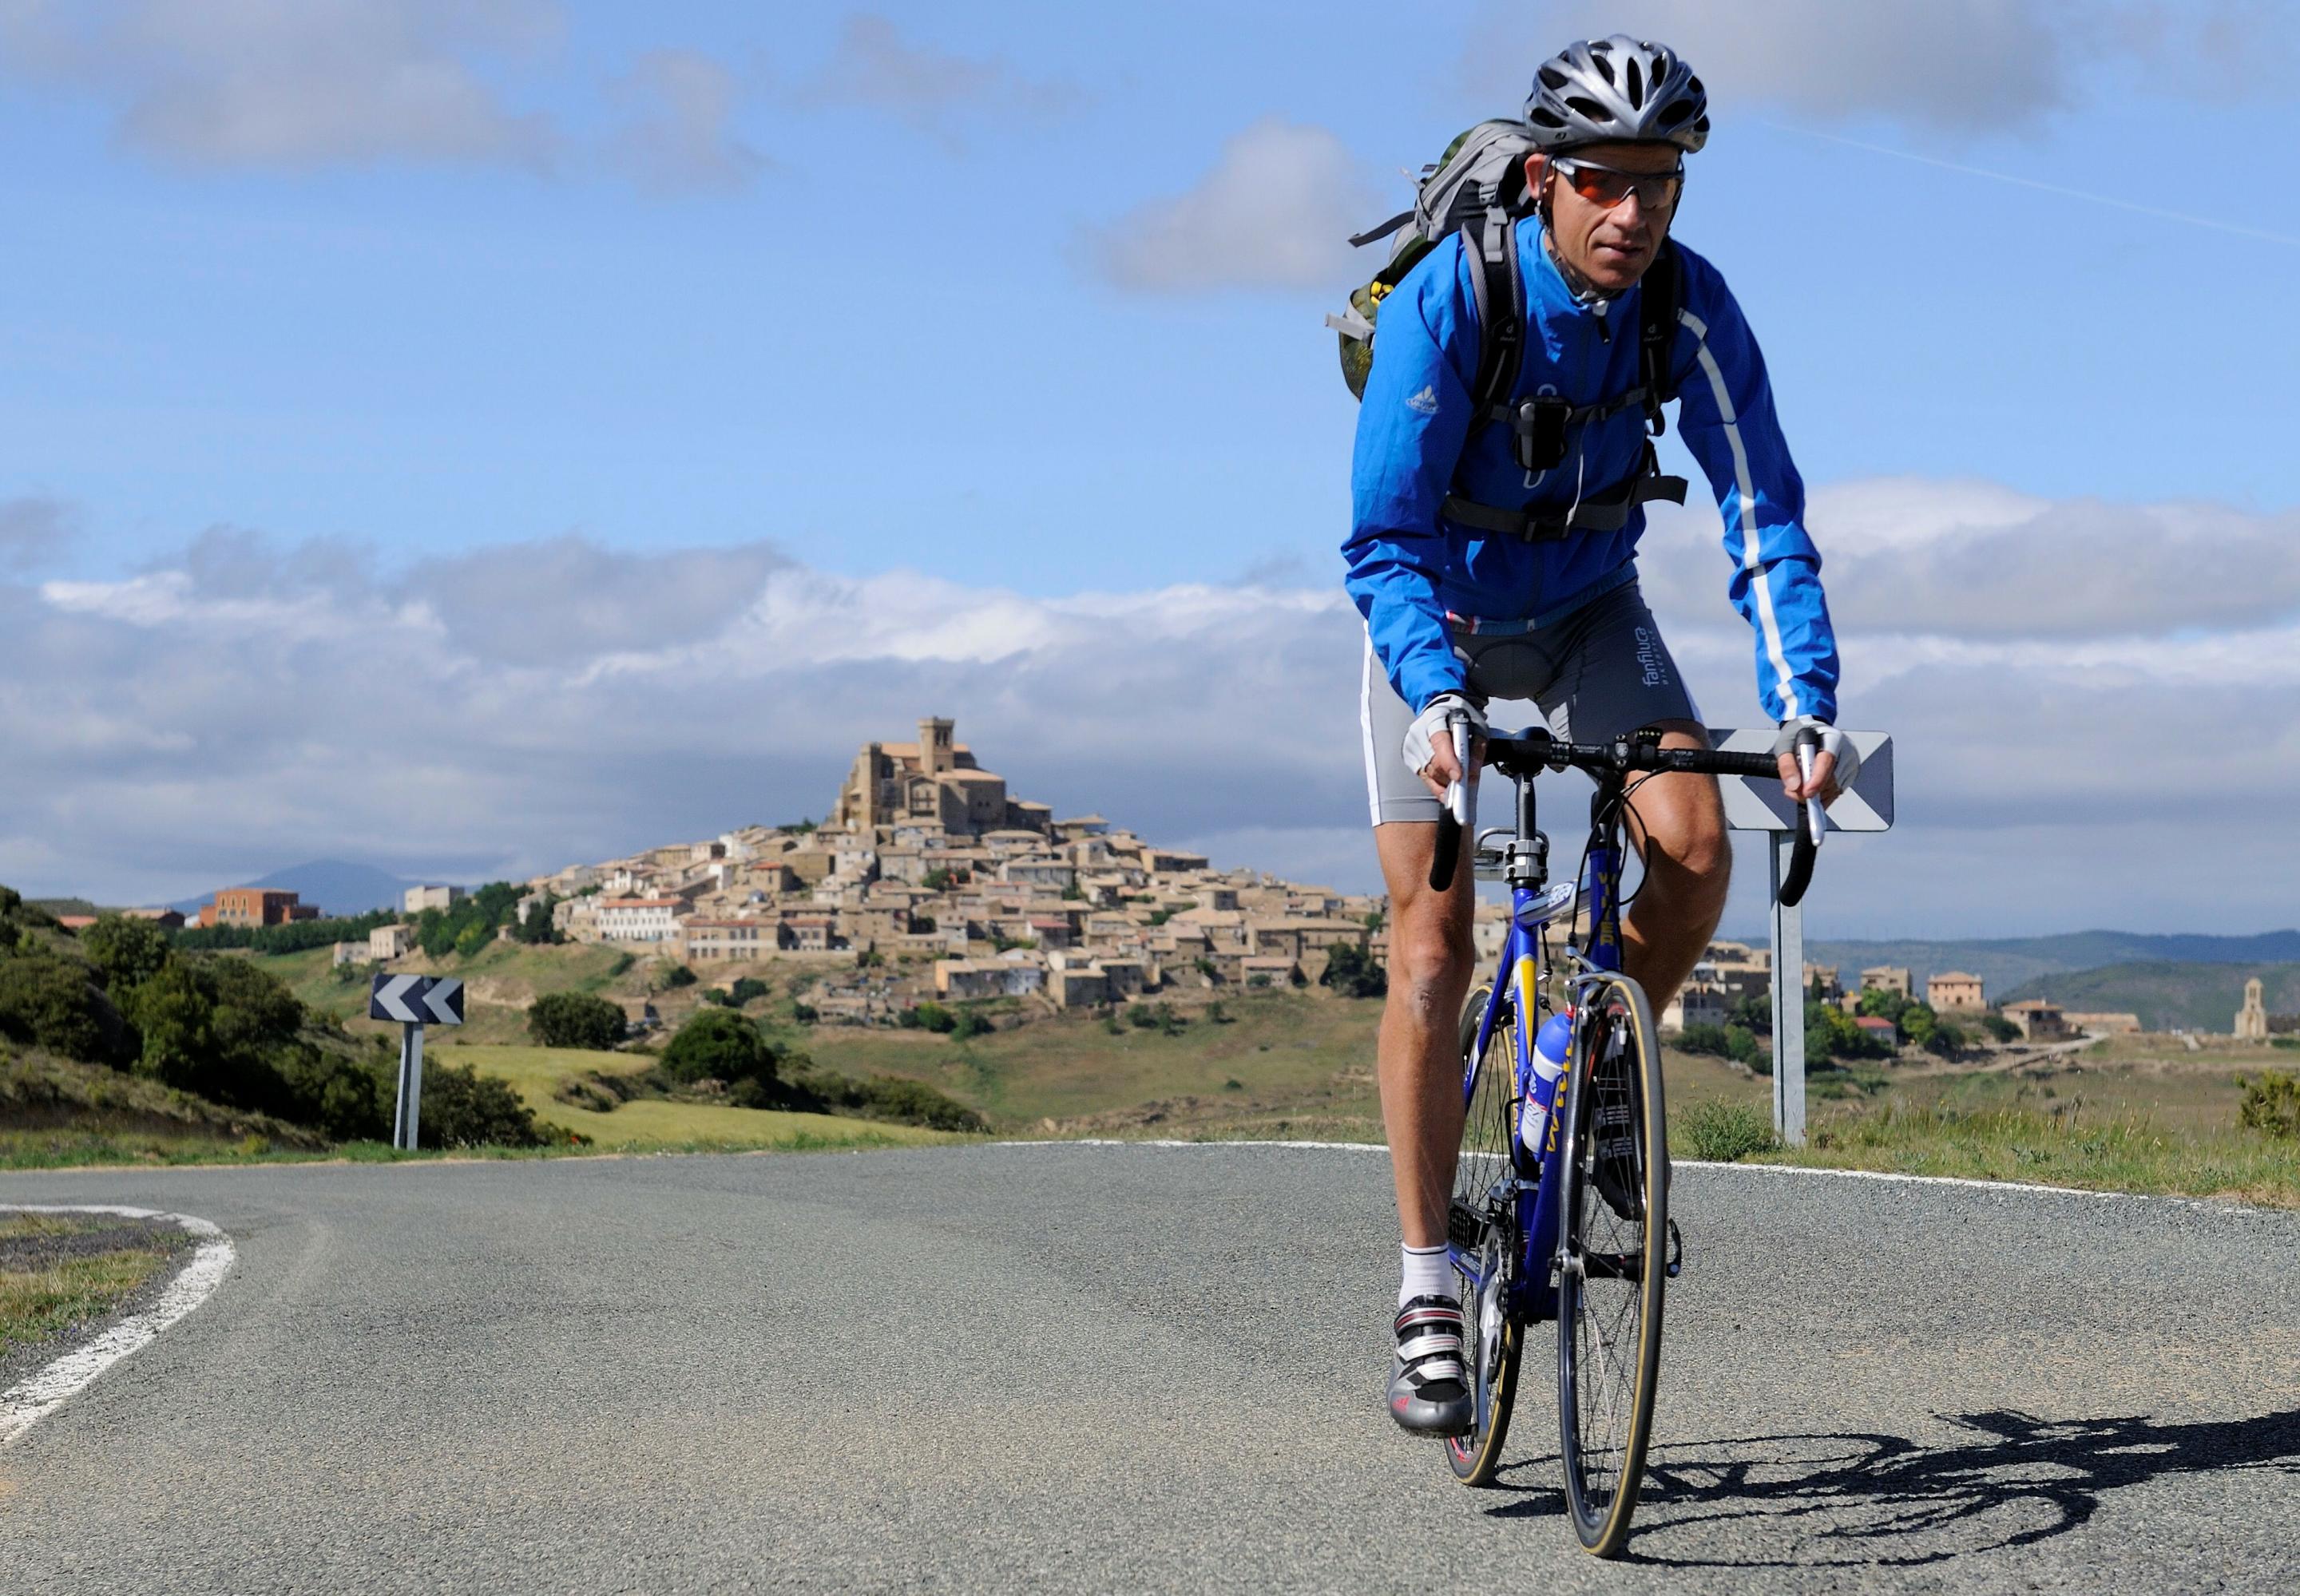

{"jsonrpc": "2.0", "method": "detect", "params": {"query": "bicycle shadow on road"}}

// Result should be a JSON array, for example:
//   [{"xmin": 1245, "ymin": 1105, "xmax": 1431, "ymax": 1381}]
[{"xmin": 1482, "ymin": 1406, "xmax": 2300, "ymax": 1569}]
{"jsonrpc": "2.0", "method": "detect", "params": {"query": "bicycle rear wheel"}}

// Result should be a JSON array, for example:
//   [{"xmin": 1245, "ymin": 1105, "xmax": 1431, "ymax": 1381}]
[
  {"xmin": 1556, "ymin": 972, "xmax": 1668, "ymax": 1555},
  {"xmin": 1445, "ymin": 983, "xmax": 1523, "ymax": 1485}
]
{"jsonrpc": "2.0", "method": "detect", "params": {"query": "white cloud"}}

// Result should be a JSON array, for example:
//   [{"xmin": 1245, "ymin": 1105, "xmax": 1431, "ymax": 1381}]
[
  {"xmin": 1638, "ymin": 482, "xmax": 2300, "ymax": 640},
  {"xmin": 609, "ymin": 49, "xmax": 768, "ymax": 195},
  {"xmin": 1086, "ymin": 120, "xmax": 1382, "ymax": 294},
  {"xmin": 3, "ymin": 476, "xmax": 2295, "ymax": 935},
  {"xmin": 0, "ymin": 0, "xmax": 561, "ymax": 169},
  {"xmin": 790, "ymin": 14, "xmax": 1077, "ymax": 144},
  {"xmin": 1469, "ymin": 1, "xmax": 2300, "ymax": 132}
]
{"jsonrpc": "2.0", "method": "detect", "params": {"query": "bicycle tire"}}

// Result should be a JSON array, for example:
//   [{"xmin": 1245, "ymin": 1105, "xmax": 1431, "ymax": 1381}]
[
  {"xmin": 1446, "ymin": 982, "xmax": 1525, "ymax": 1485},
  {"xmin": 1556, "ymin": 972, "xmax": 1668, "ymax": 1556}
]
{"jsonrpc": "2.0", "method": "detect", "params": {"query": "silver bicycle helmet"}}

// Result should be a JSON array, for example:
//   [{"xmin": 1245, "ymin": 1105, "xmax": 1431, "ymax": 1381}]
[{"xmin": 1524, "ymin": 35, "xmax": 1709, "ymax": 154}]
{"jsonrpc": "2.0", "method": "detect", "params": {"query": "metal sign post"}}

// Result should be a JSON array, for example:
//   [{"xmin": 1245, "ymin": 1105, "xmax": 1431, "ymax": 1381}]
[
  {"xmin": 369, "ymin": 973, "xmax": 465, "ymax": 1150},
  {"xmin": 1708, "ymin": 729, "xmax": 1895, "ymax": 1147}
]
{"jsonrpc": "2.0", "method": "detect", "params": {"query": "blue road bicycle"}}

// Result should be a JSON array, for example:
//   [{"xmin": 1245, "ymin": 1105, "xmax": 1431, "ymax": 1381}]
[{"xmin": 1429, "ymin": 724, "xmax": 1820, "ymax": 1557}]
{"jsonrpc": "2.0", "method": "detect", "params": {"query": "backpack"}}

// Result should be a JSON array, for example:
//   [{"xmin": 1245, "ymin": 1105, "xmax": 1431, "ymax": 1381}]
[{"xmin": 1330, "ymin": 122, "xmax": 1689, "ymax": 542}]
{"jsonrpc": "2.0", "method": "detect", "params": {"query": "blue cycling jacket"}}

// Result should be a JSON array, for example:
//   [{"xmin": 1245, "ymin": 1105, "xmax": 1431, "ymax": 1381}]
[{"xmin": 1345, "ymin": 222, "xmax": 1839, "ymax": 724}]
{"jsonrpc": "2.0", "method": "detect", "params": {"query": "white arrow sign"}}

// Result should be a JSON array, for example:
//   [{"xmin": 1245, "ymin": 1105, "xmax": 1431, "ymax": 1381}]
[
  {"xmin": 370, "ymin": 973, "xmax": 425, "ymax": 1023},
  {"xmin": 1708, "ymin": 728, "xmax": 1894, "ymax": 834},
  {"xmin": 421, "ymin": 978, "xmax": 464, "ymax": 1025}
]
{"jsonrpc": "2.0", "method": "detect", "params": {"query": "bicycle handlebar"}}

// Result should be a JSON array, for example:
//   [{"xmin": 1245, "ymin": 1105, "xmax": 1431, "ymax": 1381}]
[{"xmin": 1426, "ymin": 727, "xmax": 1827, "ymax": 905}]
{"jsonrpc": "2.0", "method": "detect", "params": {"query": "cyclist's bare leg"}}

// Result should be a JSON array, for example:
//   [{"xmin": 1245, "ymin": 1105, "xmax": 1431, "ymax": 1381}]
[
  {"xmin": 1619, "ymin": 719, "xmax": 1731, "ymax": 1013},
  {"xmin": 1374, "ymin": 820, "xmax": 1478, "ymax": 1248}
]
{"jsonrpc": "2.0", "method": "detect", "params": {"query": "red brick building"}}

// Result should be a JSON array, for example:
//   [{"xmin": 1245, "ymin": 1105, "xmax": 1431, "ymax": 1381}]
[{"xmin": 198, "ymin": 889, "xmax": 319, "ymax": 929}]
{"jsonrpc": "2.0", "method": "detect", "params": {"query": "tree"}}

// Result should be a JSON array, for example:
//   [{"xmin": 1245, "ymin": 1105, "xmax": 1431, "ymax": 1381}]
[
  {"xmin": 1981, "ymin": 1013, "xmax": 2020, "ymax": 1044},
  {"xmin": 415, "ymin": 906, "xmax": 454, "ymax": 959},
  {"xmin": 452, "ymin": 920, "xmax": 492, "ymax": 958},
  {"xmin": 1900, "ymin": 1004, "xmax": 1938, "ymax": 1047},
  {"xmin": 655, "ymin": 962, "xmax": 698, "ymax": 992},
  {"xmin": 1857, "ymin": 988, "xmax": 1911, "ymax": 1024},
  {"xmin": 660, "ymin": 1008, "xmax": 778, "ymax": 1087},
  {"xmin": 514, "ymin": 896, "xmax": 560, "ymax": 945},
  {"xmin": 728, "ymin": 976, "xmax": 770, "ymax": 1006},
  {"xmin": 80, "ymin": 915, "xmax": 171, "ymax": 992},
  {"xmin": 527, "ymin": 992, "xmax": 629, "ymax": 1051},
  {"xmin": 1925, "ymin": 1020, "xmax": 1968, "ymax": 1059},
  {"xmin": 952, "ymin": 1008, "xmax": 989, "ymax": 1040},
  {"xmin": 1321, "ymin": 944, "xmax": 1387, "ymax": 1000}
]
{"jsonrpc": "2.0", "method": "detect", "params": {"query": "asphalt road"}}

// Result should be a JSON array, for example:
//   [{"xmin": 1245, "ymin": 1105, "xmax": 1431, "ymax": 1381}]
[{"xmin": 3, "ymin": 1144, "xmax": 2297, "ymax": 1594}]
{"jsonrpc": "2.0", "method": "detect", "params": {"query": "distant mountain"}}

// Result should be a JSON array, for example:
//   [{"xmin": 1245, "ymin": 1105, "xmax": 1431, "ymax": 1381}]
[
  {"xmin": 1997, "ymin": 961, "xmax": 2300, "ymax": 1034},
  {"xmin": 1778, "ymin": 931, "xmax": 2300, "ymax": 1000},
  {"xmin": 171, "ymin": 860, "xmax": 443, "ymax": 920}
]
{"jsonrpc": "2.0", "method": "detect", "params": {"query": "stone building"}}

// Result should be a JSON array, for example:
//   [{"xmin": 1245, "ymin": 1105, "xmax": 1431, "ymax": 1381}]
[
  {"xmin": 1926, "ymin": 971, "xmax": 1985, "ymax": 1012},
  {"xmin": 2001, "ymin": 999, "xmax": 2072, "ymax": 1041},
  {"xmin": 2236, "ymin": 977, "xmax": 2269, "ymax": 1041},
  {"xmin": 831, "ymin": 717, "xmax": 1049, "ymax": 839},
  {"xmin": 1860, "ymin": 965, "xmax": 1913, "ymax": 999}
]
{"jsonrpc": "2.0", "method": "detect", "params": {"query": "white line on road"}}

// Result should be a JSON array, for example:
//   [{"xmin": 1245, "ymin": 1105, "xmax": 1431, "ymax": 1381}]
[
  {"xmin": 993, "ymin": 1139, "xmax": 2269, "ymax": 1211},
  {"xmin": 1, "ymin": 1205, "xmax": 236, "ymax": 1450}
]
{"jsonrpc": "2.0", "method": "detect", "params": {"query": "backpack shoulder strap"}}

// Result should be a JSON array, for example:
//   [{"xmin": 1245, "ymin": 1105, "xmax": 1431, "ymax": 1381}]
[
  {"xmin": 1465, "ymin": 210, "xmax": 1525, "ymax": 418},
  {"xmin": 1635, "ymin": 240, "xmax": 1682, "ymax": 436}
]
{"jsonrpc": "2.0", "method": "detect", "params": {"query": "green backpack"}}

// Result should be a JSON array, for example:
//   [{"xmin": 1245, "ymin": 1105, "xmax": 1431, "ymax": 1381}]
[{"xmin": 1329, "ymin": 121, "xmax": 1689, "ymax": 543}]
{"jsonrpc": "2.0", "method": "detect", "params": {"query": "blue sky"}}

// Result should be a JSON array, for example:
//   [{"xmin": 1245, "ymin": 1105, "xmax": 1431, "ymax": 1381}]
[{"xmin": 3, "ymin": 2, "xmax": 2297, "ymax": 936}]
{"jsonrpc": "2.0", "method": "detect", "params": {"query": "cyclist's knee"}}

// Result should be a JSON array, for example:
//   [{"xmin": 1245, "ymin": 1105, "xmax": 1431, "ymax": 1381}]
[{"xmin": 1388, "ymin": 917, "xmax": 1475, "ymax": 1015}]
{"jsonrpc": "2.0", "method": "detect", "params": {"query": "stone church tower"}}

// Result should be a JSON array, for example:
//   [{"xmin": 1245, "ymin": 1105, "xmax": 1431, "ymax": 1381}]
[{"xmin": 2235, "ymin": 977, "xmax": 2269, "ymax": 1041}]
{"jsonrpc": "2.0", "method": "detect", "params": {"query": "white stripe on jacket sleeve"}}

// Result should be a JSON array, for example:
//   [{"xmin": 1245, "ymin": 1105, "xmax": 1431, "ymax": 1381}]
[{"xmin": 1679, "ymin": 307, "xmax": 1801, "ymax": 722}]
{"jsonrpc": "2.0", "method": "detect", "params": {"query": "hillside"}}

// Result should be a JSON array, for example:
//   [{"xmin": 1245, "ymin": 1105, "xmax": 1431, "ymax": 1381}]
[
  {"xmin": 1997, "ymin": 961, "xmax": 2300, "ymax": 1033},
  {"xmin": 1794, "ymin": 930, "xmax": 2300, "ymax": 997}
]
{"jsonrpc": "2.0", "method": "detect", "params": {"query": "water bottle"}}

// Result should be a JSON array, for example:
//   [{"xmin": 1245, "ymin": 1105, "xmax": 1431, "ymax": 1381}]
[{"xmin": 1520, "ymin": 1012, "xmax": 1572, "ymax": 1158}]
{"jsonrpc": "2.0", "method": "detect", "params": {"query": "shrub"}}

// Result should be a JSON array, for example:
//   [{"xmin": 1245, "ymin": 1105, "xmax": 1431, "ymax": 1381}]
[
  {"xmin": 657, "ymin": 962, "xmax": 698, "ymax": 991},
  {"xmin": 1207, "ymin": 1001, "xmax": 1231, "ymax": 1024},
  {"xmin": 1677, "ymin": 1023, "xmax": 1730, "ymax": 1057},
  {"xmin": 2239, "ymin": 1071, "xmax": 2300, "ymax": 1140},
  {"xmin": 901, "ymin": 1002, "xmax": 958, "ymax": 1034},
  {"xmin": 1321, "ymin": 944, "xmax": 1387, "ymax": 1000},
  {"xmin": 1981, "ymin": 1014, "xmax": 2020, "ymax": 1044},
  {"xmin": 0, "ymin": 953, "xmax": 133, "ymax": 1065},
  {"xmin": 951, "ymin": 1008, "xmax": 989, "ymax": 1040},
  {"xmin": 1725, "ymin": 1024, "xmax": 1761, "ymax": 1066},
  {"xmin": 660, "ymin": 1008, "xmax": 777, "ymax": 1086},
  {"xmin": 417, "ymin": 1059, "xmax": 553, "ymax": 1148},
  {"xmin": 1679, "ymin": 1099, "xmax": 1779, "ymax": 1163},
  {"xmin": 728, "ymin": 976, "xmax": 771, "ymax": 1007},
  {"xmin": 791, "ymin": 1001, "xmax": 819, "ymax": 1024},
  {"xmin": 788, "ymin": 1067, "xmax": 986, "ymax": 1132},
  {"xmin": 700, "ymin": 987, "xmax": 732, "ymax": 1007},
  {"xmin": 527, "ymin": 992, "xmax": 629, "ymax": 1051}
]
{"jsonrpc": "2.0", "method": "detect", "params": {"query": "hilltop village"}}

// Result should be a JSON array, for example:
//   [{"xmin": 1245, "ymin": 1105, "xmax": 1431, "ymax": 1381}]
[{"xmin": 508, "ymin": 719, "xmax": 1385, "ymax": 1022}]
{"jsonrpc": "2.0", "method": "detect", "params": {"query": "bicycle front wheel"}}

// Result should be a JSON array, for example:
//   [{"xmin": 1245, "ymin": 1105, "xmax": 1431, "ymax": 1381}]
[
  {"xmin": 1556, "ymin": 972, "xmax": 1668, "ymax": 1556},
  {"xmin": 1446, "ymin": 983, "xmax": 1523, "ymax": 1485}
]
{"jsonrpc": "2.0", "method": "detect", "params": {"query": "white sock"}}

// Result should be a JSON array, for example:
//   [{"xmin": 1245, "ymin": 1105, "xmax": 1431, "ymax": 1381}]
[{"xmin": 1399, "ymin": 1243, "xmax": 1453, "ymax": 1309}]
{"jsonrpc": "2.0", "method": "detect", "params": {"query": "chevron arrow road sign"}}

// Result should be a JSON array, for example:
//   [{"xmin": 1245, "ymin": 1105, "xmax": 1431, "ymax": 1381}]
[
  {"xmin": 368, "ymin": 973, "xmax": 465, "ymax": 1027},
  {"xmin": 1707, "ymin": 728, "xmax": 1894, "ymax": 834}
]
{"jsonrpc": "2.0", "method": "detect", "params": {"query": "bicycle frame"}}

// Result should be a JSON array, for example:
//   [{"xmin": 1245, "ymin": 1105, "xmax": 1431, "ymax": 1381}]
[{"xmin": 1450, "ymin": 767, "xmax": 1629, "ymax": 1323}]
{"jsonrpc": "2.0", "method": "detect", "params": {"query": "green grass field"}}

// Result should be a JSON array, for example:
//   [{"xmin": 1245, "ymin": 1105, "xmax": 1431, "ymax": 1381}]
[{"xmin": 433, "ymin": 1043, "xmax": 965, "ymax": 1152}]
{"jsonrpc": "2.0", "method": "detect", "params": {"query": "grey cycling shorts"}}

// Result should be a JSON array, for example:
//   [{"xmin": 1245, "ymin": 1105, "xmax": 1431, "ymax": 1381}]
[{"xmin": 1359, "ymin": 580, "xmax": 1702, "ymax": 826}]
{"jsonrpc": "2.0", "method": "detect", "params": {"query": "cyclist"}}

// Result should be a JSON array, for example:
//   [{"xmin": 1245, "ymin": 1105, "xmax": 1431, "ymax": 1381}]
[{"xmin": 1346, "ymin": 35, "xmax": 1858, "ymax": 1434}]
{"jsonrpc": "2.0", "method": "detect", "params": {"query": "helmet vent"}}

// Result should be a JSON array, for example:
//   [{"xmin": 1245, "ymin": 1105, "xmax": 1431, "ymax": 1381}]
[
  {"xmin": 1539, "ymin": 65, "xmax": 1569, "ymax": 90},
  {"xmin": 1564, "ymin": 95, "xmax": 1608, "ymax": 120},
  {"xmin": 1625, "ymin": 57, "xmax": 1646, "ymax": 107}
]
